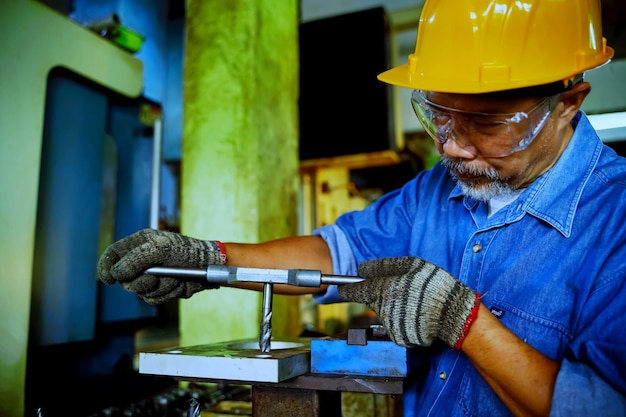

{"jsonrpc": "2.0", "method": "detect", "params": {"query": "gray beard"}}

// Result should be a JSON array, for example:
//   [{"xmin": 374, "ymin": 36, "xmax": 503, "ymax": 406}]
[{"xmin": 440, "ymin": 155, "xmax": 518, "ymax": 202}]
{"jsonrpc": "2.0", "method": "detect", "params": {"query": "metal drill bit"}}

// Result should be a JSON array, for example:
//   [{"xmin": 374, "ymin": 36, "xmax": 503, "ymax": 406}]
[{"xmin": 259, "ymin": 283, "xmax": 273, "ymax": 352}]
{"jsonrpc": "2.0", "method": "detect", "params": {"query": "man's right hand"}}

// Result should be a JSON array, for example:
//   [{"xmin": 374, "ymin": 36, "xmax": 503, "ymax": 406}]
[{"xmin": 97, "ymin": 228, "xmax": 226, "ymax": 304}]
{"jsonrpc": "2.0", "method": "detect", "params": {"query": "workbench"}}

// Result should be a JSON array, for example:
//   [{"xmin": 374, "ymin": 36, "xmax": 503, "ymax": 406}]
[
  {"xmin": 179, "ymin": 373, "xmax": 406, "ymax": 417},
  {"xmin": 139, "ymin": 331, "xmax": 410, "ymax": 415}
]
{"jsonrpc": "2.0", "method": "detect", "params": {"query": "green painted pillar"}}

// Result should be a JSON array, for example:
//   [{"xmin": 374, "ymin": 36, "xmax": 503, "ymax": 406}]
[{"xmin": 180, "ymin": 0, "xmax": 300, "ymax": 346}]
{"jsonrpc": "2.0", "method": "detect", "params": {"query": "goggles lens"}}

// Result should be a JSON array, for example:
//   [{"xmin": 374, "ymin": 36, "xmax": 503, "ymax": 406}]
[{"xmin": 411, "ymin": 90, "xmax": 558, "ymax": 158}]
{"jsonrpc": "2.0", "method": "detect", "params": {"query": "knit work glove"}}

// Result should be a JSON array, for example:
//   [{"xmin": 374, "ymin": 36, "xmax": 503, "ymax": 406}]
[
  {"xmin": 97, "ymin": 228, "xmax": 226, "ymax": 304},
  {"xmin": 338, "ymin": 256, "xmax": 480, "ymax": 349}
]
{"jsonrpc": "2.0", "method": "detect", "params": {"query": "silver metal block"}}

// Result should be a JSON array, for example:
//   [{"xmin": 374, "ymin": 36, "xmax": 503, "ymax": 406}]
[{"xmin": 139, "ymin": 338, "xmax": 311, "ymax": 383}]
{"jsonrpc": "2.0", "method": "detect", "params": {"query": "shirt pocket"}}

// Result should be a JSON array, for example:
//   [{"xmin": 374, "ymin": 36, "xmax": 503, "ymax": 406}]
[
  {"xmin": 486, "ymin": 297, "xmax": 571, "ymax": 359},
  {"xmin": 457, "ymin": 298, "xmax": 571, "ymax": 417}
]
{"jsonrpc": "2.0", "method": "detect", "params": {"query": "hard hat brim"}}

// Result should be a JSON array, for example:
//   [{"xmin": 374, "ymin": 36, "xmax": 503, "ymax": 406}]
[{"xmin": 377, "ymin": 46, "xmax": 614, "ymax": 94}]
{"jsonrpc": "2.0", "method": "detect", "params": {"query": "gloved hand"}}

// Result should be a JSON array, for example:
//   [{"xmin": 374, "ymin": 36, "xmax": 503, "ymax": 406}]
[
  {"xmin": 97, "ymin": 228, "xmax": 226, "ymax": 304},
  {"xmin": 338, "ymin": 256, "xmax": 480, "ymax": 349}
]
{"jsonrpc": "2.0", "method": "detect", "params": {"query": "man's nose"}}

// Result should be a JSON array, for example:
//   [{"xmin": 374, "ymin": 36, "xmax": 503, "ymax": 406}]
[{"xmin": 440, "ymin": 134, "xmax": 478, "ymax": 159}]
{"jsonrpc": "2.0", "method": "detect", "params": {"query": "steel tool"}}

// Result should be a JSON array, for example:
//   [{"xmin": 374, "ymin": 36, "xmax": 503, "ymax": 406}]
[{"xmin": 145, "ymin": 265, "xmax": 363, "ymax": 352}]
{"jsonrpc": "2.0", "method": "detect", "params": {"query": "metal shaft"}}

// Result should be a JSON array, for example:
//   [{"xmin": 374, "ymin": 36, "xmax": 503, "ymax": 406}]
[
  {"xmin": 259, "ymin": 283, "xmax": 273, "ymax": 352},
  {"xmin": 145, "ymin": 266, "xmax": 364, "ymax": 286}
]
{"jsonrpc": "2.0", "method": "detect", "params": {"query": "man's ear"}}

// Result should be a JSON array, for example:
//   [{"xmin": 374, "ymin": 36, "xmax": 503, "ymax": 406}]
[{"xmin": 557, "ymin": 81, "xmax": 591, "ymax": 123}]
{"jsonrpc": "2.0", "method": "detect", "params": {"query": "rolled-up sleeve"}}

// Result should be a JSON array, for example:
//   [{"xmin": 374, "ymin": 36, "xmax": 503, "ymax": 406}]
[
  {"xmin": 550, "ymin": 360, "xmax": 626, "ymax": 416},
  {"xmin": 311, "ymin": 224, "xmax": 357, "ymax": 304}
]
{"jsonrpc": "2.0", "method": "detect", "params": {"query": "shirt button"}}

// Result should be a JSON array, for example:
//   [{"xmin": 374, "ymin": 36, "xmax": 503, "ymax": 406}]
[
  {"xmin": 439, "ymin": 371, "xmax": 447, "ymax": 380},
  {"xmin": 472, "ymin": 243, "xmax": 482, "ymax": 253}
]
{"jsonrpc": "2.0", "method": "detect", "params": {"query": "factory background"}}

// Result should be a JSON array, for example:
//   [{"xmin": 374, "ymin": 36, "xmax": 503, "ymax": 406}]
[{"xmin": 0, "ymin": 0, "xmax": 624, "ymax": 415}]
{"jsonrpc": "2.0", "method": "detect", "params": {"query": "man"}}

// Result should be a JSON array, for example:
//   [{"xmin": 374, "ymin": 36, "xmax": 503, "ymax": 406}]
[{"xmin": 97, "ymin": 0, "xmax": 626, "ymax": 415}]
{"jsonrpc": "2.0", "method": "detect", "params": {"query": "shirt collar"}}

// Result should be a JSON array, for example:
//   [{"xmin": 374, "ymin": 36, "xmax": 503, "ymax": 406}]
[{"xmin": 448, "ymin": 111, "xmax": 603, "ymax": 237}]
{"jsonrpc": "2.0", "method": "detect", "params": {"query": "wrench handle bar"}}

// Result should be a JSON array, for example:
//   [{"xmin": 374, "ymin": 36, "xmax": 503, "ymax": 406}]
[{"xmin": 144, "ymin": 265, "xmax": 363, "ymax": 287}]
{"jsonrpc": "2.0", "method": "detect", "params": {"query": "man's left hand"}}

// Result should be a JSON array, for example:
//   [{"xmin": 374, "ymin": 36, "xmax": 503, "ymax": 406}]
[{"xmin": 338, "ymin": 256, "xmax": 480, "ymax": 349}]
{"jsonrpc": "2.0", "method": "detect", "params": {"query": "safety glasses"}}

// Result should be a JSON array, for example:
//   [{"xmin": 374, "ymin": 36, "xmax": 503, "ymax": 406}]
[{"xmin": 411, "ymin": 90, "xmax": 560, "ymax": 158}]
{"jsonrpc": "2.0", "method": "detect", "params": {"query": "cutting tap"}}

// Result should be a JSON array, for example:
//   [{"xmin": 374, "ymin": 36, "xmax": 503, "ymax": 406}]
[{"xmin": 145, "ymin": 265, "xmax": 363, "ymax": 352}]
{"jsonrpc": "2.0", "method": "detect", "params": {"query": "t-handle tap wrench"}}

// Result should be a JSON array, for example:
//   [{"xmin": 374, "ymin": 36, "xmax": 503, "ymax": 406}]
[{"xmin": 145, "ymin": 265, "xmax": 363, "ymax": 352}]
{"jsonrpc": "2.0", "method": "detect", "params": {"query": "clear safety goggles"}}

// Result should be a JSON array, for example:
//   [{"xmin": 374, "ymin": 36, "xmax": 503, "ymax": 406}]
[{"xmin": 411, "ymin": 90, "xmax": 560, "ymax": 158}]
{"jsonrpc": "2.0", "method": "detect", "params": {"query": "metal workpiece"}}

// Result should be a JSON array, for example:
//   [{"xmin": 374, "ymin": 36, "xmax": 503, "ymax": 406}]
[
  {"xmin": 139, "ymin": 338, "xmax": 311, "ymax": 383},
  {"xmin": 145, "ymin": 265, "xmax": 363, "ymax": 287}
]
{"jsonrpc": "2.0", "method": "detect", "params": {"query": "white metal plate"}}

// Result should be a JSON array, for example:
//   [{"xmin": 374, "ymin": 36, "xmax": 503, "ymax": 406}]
[{"xmin": 139, "ymin": 338, "xmax": 311, "ymax": 383}]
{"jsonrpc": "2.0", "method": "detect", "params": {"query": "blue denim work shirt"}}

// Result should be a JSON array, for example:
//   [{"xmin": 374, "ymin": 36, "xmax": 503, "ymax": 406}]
[{"xmin": 313, "ymin": 112, "xmax": 626, "ymax": 416}]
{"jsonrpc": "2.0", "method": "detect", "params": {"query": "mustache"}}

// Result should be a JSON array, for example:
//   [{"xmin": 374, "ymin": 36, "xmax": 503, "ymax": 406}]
[{"xmin": 440, "ymin": 155, "xmax": 501, "ymax": 180}]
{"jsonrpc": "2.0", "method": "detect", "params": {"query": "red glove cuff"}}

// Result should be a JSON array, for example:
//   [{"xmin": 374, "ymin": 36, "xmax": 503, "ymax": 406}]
[
  {"xmin": 454, "ymin": 293, "xmax": 481, "ymax": 350},
  {"xmin": 215, "ymin": 240, "xmax": 227, "ymax": 264}
]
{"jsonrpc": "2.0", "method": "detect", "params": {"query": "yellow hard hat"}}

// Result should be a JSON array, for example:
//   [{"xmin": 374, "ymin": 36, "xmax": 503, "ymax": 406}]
[{"xmin": 378, "ymin": 0, "xmax": 615, "ymax": 93}]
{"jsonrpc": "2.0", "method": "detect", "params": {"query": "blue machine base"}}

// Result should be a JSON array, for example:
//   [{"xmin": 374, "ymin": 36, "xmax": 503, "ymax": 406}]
[{"xmin": 310, "ymin": 337, "xmax": 408, "ymax": 377}]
